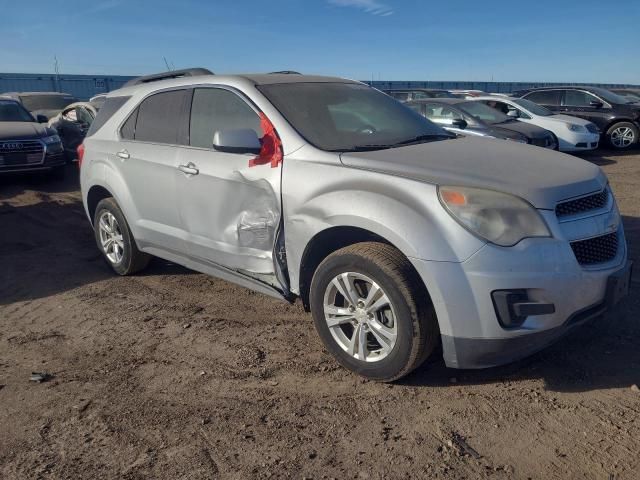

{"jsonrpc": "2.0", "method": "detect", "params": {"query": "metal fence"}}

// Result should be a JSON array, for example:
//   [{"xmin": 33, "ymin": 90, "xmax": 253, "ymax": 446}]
[
  {"xmin": 1, "ymin": 72, "xmax": 638, "ymax": 100},
  {"xmin": 366, "ymin": 80, "xmax": 640, "ymax": 93},
  {"xmin": 0, "ymin": 73, "xmax": 134, "ymax": 100}
]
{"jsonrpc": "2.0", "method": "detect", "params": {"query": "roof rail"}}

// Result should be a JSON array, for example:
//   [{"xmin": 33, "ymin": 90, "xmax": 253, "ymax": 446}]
[
  {"xmin": 269, "ymin": 71, "xmax": 302, "ymax": 75},
  {"xmin": 123, "ymin": 68, "xmax": 214, "ymax": 87}
]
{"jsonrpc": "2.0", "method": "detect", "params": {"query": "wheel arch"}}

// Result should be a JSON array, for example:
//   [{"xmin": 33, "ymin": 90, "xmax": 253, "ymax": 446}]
[
  {"xmin": 86, "ymin": 184, "xmax": 114, "ymax": 225},
  {"xmin": 297, "ymin": 226, "xmax": 431, "ymax": 312}
]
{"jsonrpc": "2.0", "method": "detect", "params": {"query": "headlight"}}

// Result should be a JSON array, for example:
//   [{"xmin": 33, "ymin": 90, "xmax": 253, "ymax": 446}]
[
  {"xmin": 566, "ymin": 123, "xmax": 586, "ymax": 132},
  {"xmin": 42, "ymin": 135, "xmax": 61, "ymax": 145},
  {"xmin": 505, "ymin": 136, "xmax": 527, "ymax": 144},
  {"xmin": 438, "ymin": 186, "xmax": 551, "ymax": 246}
]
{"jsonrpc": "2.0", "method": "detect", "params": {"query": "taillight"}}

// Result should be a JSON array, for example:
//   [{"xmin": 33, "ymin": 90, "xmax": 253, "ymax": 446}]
[{"xmin": 77, "ymin": 143, "xmax": 85, "ymax": 167}]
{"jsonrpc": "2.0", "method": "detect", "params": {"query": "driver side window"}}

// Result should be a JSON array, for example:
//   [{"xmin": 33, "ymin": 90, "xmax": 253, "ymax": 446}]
[{"xmin": 563, "ymin": 90, "xmax": 599, "ymax": 107}]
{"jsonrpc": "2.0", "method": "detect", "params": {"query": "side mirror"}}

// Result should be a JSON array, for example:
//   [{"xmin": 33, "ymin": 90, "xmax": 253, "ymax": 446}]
[
  {"xmin": 36, "ymin": 114, "xmax": 48, "ymax": 123},
  {"xmin": 507, "ymin": 109, "xmax": 519, "ymax": 118},
  {"xmin": 213, "ymin": 129, "xmax": 262, "ymax": 154},
  {"xmin": 589, "ymin": 100, "xmax": 604, "ymax": 108},
  {"xmin": 451, "ymin": 118, "xmax": 468, "ymax": 129}
]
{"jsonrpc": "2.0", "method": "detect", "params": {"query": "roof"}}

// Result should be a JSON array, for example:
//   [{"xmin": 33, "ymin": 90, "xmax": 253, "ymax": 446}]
[{"xmin": 237, "ymin": 74, "xmax": 358, "ymax": 86}]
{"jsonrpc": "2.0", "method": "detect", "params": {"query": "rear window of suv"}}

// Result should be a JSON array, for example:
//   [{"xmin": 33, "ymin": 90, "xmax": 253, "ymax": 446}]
[
  {"xmin": 19, "ymin": 94, "xmax": 76, "ymax": 111},
  {"xmin": 86, "ymin": 96, "xmax": 131, "ymax": 137}
]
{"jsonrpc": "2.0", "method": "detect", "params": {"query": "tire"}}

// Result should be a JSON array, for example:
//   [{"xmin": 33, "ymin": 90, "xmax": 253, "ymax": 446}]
[
  {"xmin": 309, "ymin": 242, "xmax": 439, "ymax": 382},
  {"xmin": 93, "ymin": 197, "xmax": 150, "ymax": 275},
  {"xmin": 606, "ymin": 122, "xmax": 638, "ymax": 150}
]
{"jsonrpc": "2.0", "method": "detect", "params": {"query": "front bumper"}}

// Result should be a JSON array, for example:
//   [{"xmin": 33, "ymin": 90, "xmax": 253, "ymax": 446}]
[
  {"xmin": 410, "ymin": 217, "xmax": 629, "ymax": 369},
  {"xmin": 559, "ymin": 131, "xmax": 600, "ymax": 152}
]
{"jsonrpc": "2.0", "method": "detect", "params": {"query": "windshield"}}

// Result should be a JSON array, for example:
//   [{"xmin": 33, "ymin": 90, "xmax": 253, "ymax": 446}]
[
  {"xmin": 513, "ymin": 98, "xmax": 553, "ymax": 116},
  {"xmin": 457, "ymin": 101, "xmax": 511, "ymax": 124},
  {"xmin": 592, "ymin": 88, "xmax": 636, "ymax": 105},
  {"xmin": 0, "ymin": 100, "xmax": 34, "ymax": 122},
  {"xmin": 19, "ymin": 94, "xmax": 76, "ymax": 111},
  {"xmin": 258, "ymin": 82, "xmax": 452, "ymax": 151}
]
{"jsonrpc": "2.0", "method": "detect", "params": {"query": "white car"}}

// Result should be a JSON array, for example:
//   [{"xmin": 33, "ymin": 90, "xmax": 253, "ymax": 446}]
[{"xmin": 474, "ymin": 96, "xmax": 600, "ymax": 152}]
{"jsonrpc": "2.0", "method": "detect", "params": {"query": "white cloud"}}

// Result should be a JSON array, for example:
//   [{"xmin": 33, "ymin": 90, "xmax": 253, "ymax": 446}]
[{"xmin": 327, "ymin": 0, "xmax": 394, "ymax": 16}]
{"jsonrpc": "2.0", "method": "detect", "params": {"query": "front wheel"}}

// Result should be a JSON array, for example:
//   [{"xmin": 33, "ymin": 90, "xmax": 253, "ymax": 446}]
[
  {"xmin": 606, "ymin": 122, "xmax": 638, "ymax": 149},
  {"xmin": 309, "ymin": 242, "xmax": 439, "ymax": 382},
  {"xmin": 93, "ymin": 198, "xmax": 150, "ymax": 275}
]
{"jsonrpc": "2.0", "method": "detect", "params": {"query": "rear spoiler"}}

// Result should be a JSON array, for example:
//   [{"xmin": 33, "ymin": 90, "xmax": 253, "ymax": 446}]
[{"xmin": 123, "ymin": 68, "xmax": 214, "ymax": 87}]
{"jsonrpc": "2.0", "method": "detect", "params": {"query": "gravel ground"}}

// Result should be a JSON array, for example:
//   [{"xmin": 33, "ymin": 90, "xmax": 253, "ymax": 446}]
[{"xmin": 1, "ymin": 148, "xmax": 639, "ymax": 479}]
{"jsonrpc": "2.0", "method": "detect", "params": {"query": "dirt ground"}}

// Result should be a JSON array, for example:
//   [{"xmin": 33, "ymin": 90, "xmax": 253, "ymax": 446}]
[{"xmin": 1, "ymin": 148, "xmax": 639, "ymax": 480}]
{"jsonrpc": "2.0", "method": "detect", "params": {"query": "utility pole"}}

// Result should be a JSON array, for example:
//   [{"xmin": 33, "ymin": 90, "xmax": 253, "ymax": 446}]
[{"xmin": 54, "ymin": 55, "xmax": 60, "ymax": 92}]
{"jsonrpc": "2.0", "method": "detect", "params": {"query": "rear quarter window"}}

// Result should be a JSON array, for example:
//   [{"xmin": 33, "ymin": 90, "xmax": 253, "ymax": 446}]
[{"xmin": 86, "ymin": 96, "xmax": 131, "ymax": 137}]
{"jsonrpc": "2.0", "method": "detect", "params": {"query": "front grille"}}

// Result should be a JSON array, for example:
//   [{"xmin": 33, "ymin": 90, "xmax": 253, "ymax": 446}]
[
  {"xmin": 570, "ymin": 232, "xmax": 618, "ymax": 265},
  {"xmin": 586, "ymin": 124, "xmax": 600, "ymax": 134},
  {"xmin": 556, "ymin": 189, "xmax": 609, "ymax": 218},
  {"xmin": 0, "ymin": 140, "xmax": 44, "ymax": 167}
]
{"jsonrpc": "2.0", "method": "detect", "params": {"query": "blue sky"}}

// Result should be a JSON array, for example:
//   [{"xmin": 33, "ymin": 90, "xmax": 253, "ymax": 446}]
[{"xmin": 1, "ymin": 0, "xmax": 638, "ymax": 83}]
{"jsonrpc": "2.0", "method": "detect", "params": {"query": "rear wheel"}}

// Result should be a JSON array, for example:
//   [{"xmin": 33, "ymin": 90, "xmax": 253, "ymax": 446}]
[
  {"xmin": 309, "ymin": 242, "xmax": 439, "ymax": 382},
  {"xmin": 94, "ymin": 198, "xmax": 150, "ymax": 275},
  {"xmin": 606, "ymin": 122, "xmax": 638, "ymax": 149}
]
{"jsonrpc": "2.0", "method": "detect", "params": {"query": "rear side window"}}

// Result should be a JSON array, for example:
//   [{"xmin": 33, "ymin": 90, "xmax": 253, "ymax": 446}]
[
  {"xmin": 86, "ymin": 96, "xmax": 130, "ymax": 137},
  {"xmin": 523, "ymin": 90, "xmax": 561, "ymax": 106},
  {"xmin": 120, "ymin": 108, "xmax": 138, "ymax": 140},
  {"xmin": 189, "ymin": 88, "xmax": 261, "ymax": 149},
  {"xmin": 135, "ymin": 90, "xmax": 189, "ymax": 145}
]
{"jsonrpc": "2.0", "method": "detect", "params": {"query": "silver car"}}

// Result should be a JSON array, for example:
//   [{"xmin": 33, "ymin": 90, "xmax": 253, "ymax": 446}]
[{"xmin": 79, "ymin": 70, "xmax": 631, "ymax": 381}]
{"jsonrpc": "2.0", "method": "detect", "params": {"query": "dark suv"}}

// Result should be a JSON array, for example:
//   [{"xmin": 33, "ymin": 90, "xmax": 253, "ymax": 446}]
[
  {"xmin": 0, "ymin": 98, "xmax": 65, "ymax": 175},
  {"xmin": 1, "ymin": 92, "xmax": 77, "ymax": 120},
  {"xmin": 513, "ymin": 86, "xmax": 640, "ymax": 149}
]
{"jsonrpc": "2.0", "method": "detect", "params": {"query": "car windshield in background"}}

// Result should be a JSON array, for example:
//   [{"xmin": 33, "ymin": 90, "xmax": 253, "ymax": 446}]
[
  {"xmin": 513, "ymin": 98, "xmax": 553, "ymax": 116},
  {"xmin": 458, "ymin": 101, "xmax": 511, "ymax": 124},
  {"xmin": 19, "ymin": 95, "xmax": 76, "ymax": 111},
  {"xmin": 591, "ymin": 88, "xmax": 636, "ymax": 105},
  {"xmin": 258, "ymin": 82, "xmax": 452, "ymax": 151},
  {"xmin": 0, "ymin": 100, "xmax": 34, "ymax": 122}
]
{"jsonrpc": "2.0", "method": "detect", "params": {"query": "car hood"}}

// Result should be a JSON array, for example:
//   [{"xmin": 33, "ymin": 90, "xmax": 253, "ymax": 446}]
[
  {"xmin": 340, "ymin": 136, "xmax": 606, "ymax": 210},
  {"xmin": 548, "ymin": 114, "xmax": 593, "ymax": 126},
  {"xmin": 0, "ymin": 121, "xmax": 54, "ymax": 141},
  {"xmin": 491, "ymin": 120, "xmax": 550, "ymax": 139}
]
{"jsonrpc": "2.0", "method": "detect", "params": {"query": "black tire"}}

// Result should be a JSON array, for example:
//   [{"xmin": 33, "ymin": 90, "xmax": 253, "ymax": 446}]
[
  {"xmin": 309, "ymin": 242, "xmax": 439, "ymax": 382},
  {"xmin": 93, "ymin": 197, "xmax": 150, "ymax": 275},
  {"xmin": 606, "ymin": 122, "xmax": 638, "ymax": 150}
]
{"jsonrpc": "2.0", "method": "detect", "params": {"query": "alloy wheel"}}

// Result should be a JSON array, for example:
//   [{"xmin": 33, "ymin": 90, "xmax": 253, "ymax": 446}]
[
  {"xmin": 611, "ymin": 127, "xmax": 635, "ymax": 148},
  {"xmin": 323, "ymin": 272, "xmax": 398, "ymax": 362},
  {"xmin": 98, "ymin": 211, "xmax": 125, "ymax": 264}
]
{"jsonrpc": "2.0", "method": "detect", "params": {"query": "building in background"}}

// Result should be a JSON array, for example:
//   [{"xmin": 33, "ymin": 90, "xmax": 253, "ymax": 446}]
[{"xmin": 1, "ymin": 72, "xmax": 638, "ymax": 100}]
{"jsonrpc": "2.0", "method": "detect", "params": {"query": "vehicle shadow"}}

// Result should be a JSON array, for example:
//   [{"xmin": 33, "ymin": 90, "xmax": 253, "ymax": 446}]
[
  {"xmin": 403, "ymin": 215, "xmax": 640, "ymax": 394},
  {"xmin": 0, "ymin": 164, "xmax": 81, "ymax": 199},
  {"xmin": 575, "ymin": 146, "xmax": 639, "ymax": 165},
  {"xmin": 0, "ymin": 171, "xmax": 194, "ymax": 306}
]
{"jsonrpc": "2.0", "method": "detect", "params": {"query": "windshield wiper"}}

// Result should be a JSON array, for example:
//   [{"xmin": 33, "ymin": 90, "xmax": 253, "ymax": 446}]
[
  {"xmin": 331, "ymin": 145, "xmax": 395, "ymax": 152},
  {"xmin": 390, "ymin": 133, "xmax": 454, "ymax": 147}
]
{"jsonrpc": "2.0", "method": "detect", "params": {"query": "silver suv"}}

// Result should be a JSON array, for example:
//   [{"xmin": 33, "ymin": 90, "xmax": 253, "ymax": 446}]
[{"xmin": 80, "ymin": 70, "xmax": 631, "ymax": 381}]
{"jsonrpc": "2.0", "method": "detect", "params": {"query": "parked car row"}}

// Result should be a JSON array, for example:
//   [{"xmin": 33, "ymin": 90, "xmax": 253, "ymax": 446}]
[
  {"xmin": 0, "ymin": 91, "xmax": 101, "ymax": 175},
  {"xmin": 75, "ymin": 68, "xmax": 630, "ymax": 381},
  {"xmin": 384, "ymin": 85, "xmax": 640, "ymax": 151}
]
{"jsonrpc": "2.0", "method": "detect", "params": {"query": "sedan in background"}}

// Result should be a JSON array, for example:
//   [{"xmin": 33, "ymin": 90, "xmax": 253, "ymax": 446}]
[
  {"xmin": 406, "ymin": 98, "xmax": 557, "ymax": 149},
  {"xmin": 383, "ymin": 88, "xmax": 456, "ymax": 102},
  {"xmin": 0, "ymin": 92, "xmax": 78, "ymax": 120},
  {"xmin": 48, "ymin": 102, "xmax": 98, "ymax": 161},
  {"xmin": 513, "ymin": 86, "xmax": 640, "ymax": 149},
  {"xmin": 474, "ymin": 96, "xmax": 600, "ymax": 152}
]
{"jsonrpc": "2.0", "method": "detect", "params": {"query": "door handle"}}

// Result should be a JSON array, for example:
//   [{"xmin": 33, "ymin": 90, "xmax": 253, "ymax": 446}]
[
  {"xmin": 178, "ymin": 162, "xmax": 199, "ymax": 175},
  {"xmin": 116, "ymin": 150, "xmax": 130, "ymax": 160}
]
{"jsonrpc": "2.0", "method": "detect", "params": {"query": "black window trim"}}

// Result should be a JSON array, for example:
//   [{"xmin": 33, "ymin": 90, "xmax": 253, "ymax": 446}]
[
  {"xmin": 117, "ymin": 84, "xmax": 264, "ymax": 151},
  {"xmin": 561, "ymin": 89, "xmax": 611, "ymax": 109}
]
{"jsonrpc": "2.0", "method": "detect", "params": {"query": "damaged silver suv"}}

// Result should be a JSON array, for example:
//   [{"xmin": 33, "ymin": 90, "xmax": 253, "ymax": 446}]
[{"xmin": 80, "ymin": 69, "xmax": 631, "ymax": 381}]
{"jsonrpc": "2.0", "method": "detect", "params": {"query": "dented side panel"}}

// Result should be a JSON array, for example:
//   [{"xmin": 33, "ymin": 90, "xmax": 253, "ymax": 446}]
[{"xmin": 175, "ymin": 146, "xmax": 282, "ymax": 281}]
